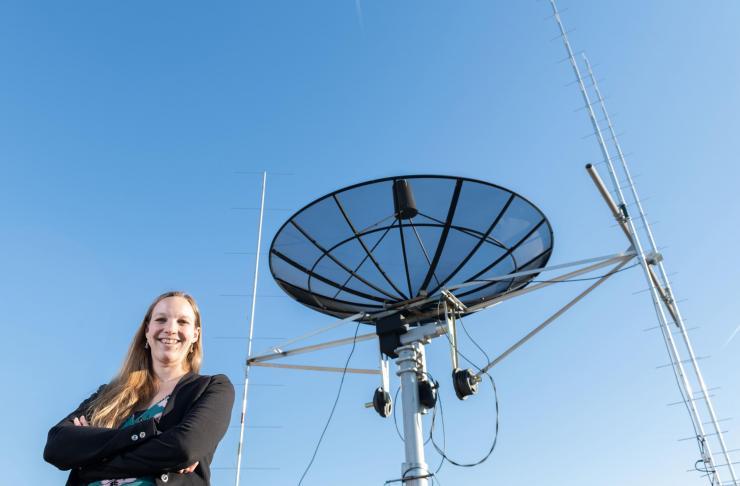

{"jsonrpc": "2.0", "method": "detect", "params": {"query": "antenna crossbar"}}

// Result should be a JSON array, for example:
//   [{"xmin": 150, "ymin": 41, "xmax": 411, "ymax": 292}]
[
  {"xmin": 256, "ymin": 311, "xmax": 366, "ymax": 356},
  {"xmin": 248, "ymin": 332, "xmax": 377, "ymax": 364},
  {"xmin": 250, "ymin": 362, "xmax": 380, "ymax": 375}
]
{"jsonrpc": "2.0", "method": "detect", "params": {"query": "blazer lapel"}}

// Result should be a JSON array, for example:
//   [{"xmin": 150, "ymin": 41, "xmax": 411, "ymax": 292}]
[{"xmin": 161, "ymin": 371, "xmax": 198, "ymax": 420}]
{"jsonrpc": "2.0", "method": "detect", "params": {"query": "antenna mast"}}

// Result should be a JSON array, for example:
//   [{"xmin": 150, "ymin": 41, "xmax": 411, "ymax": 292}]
[
  {"xmin": 549, "ymin": 2, "xmax": 738, "ymax": 484},
  {"xmin": 235, "ymin": 171, "xmax": 267, "ymax": 486}
]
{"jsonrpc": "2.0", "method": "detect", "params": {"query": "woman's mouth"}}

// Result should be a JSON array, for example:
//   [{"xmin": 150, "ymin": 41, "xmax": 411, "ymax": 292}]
[{"xmin": 158, "ymin": 338, "xmax": 181, "ymax": 345}]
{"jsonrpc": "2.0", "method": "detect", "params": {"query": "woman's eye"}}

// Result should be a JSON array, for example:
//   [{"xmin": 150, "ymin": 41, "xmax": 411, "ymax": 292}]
[{"xmin": 155, "ymin": 318, "xmax": 166, "ymax": 323}]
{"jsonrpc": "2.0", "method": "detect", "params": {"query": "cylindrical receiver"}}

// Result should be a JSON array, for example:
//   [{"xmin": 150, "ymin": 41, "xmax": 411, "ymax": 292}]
[
  {"xmin": 393, "ymin": 179, "xmax": 418, "ymax": 219},
  {"xmin": 585, "ymin": 163, "xmax": 632, "ymax": 241}
]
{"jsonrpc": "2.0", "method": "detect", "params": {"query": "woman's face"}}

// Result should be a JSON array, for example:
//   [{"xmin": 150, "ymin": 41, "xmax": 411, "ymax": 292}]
[{"xmin": 145, "ymin": 296, "xmax": 200, "ymax": 370}]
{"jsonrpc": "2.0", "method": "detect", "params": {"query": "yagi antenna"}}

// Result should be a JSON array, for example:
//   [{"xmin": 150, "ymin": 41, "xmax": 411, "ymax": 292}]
[{"xmin": 549, "ymin": 1, "xmax": 739, "ymax": 484}]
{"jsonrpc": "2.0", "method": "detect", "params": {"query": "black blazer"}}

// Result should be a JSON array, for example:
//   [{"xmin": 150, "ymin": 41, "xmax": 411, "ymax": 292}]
[{"xmin": 44, "ymin": 372, "xmax": 235, "ymax": 486}]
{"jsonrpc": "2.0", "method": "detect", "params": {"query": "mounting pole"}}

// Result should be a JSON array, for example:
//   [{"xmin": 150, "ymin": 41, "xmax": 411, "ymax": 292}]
[
  {"xmin": 235, "ymin": 171, "xmax": 267, "ymax": 486},
  {"xmin": 396, "ymin": 343, "xmax": 429, "ymax": 486},
  {"xmin": 396, "ymin": 342, "xmax": 429, "ymax": 486},
  {"xmin": 394, "ymin": 322, "xmax": 448, "ymax": 486}
]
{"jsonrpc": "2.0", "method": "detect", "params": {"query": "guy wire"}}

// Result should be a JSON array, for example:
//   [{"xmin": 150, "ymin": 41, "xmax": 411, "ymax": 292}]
[{"xmin": 297, "ymin": 322, "xmax": 362, "ymax": 485}]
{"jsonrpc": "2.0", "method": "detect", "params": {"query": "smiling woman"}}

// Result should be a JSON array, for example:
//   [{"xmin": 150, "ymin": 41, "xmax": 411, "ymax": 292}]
[{"xmin": 43, "ymin": 291, "xmax": 235, "ymax": 486}]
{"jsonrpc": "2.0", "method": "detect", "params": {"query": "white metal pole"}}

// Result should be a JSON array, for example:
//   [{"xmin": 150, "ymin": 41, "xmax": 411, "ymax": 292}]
[
  {"xmin": 396, "ymin": 342, "xmax": 430, "ymax": 486},
  {"xmin": 235, "ymin": 171, "xmax": 267, "ymax": 486}
]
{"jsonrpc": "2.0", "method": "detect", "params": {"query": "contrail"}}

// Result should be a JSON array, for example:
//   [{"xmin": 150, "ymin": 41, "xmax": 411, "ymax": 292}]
[
  {"xmin": 722, "ymin": 323, "xmax": 740, "ymax": 349},
  {"xmin": 355, "ymin": 0, "xmax": 365, "ymax": 31}
]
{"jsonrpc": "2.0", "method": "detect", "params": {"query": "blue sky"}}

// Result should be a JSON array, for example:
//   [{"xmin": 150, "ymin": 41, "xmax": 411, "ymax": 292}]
[{"xmin": 2, "ymin": 1, "xmax": 739, "ymax": 485}]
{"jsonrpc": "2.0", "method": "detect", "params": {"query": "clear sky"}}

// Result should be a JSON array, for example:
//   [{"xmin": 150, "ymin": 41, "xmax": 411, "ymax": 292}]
[{"xmin": 2, "ymin": 1, "xmax": 739, "ymax": 485}]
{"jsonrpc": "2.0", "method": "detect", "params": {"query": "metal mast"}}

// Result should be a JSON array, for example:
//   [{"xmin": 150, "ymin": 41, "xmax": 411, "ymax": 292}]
[
  {"xmin": 235, "ymin": 171, "xmax": 267, "ymax": 486},
  {"xmin": 548, "ymin": 2, "xmax": 738, "ymax": 484}
]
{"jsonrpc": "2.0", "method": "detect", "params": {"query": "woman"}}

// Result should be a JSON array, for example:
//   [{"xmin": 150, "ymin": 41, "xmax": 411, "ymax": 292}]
[{"xmin": 44, "ymin": 291, "xmax": 235, "ymax": 486}]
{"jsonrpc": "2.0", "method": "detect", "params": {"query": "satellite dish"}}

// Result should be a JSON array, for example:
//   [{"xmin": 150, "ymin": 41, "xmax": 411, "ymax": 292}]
[
  {"xmin": 253, "ymin": 173, "xmax": 639, "ymax": 485},
  {"xmin": 257, "ymin": 175, "xmax": 562, "ymax": 486},
  {"xmin": 269, "ymin": 175, "xmax": 554, "ymax": 324}
]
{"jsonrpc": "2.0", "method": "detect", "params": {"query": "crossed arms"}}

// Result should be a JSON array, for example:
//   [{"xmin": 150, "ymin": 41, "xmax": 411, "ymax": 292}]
[{"xmin": 44, "ymin": 375, "xmax": 235, "ymax": 482}]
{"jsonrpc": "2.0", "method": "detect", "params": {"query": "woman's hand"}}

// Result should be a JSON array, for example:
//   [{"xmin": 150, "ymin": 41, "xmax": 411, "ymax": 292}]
[
  {"xmin": 178, "ymin": 461, "xmax": 199, "ymax": 474},
  {"xmin": 73, "ymin": 416, "xmax": 90, "ymax": 427}
]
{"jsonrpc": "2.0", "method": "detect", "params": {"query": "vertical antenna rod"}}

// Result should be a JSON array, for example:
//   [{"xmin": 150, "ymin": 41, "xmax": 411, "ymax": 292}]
[
  {"xmin": 235, "ymin": 171, "xmax": 268, "ymax": 486},
  {"xmin": 549, "ymin": 1, "xmax": 737, "ymax": 484},
  {"xmin": 582, "ymin": 54, "xmax": 739, "ymax": 485},
  {"xmin": 548, "ymin": 0, "xmax": 628, "ymax": 210}
]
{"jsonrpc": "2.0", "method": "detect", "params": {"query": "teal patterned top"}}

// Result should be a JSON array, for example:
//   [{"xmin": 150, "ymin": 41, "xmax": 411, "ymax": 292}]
[{"xmin": 87, "ymin": 395, "xmax": 170, "ymax": 486}]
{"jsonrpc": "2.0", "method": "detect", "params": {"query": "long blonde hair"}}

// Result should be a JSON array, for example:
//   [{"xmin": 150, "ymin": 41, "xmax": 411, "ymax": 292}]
[{"xmin": 88, "ymin": 291, "xmax": 203, "ymax": 428}]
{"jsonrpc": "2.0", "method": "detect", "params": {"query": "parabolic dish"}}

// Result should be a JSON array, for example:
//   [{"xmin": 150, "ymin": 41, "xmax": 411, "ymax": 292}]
[{"xmin": 269, "ymin": 175, "xmax": 553, "ymax": 324}]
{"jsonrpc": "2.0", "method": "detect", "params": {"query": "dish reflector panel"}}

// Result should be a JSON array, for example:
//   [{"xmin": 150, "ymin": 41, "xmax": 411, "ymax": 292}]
[{"xmin": 269, "ymin": 175, "xmax": 553, "ymax": 324}]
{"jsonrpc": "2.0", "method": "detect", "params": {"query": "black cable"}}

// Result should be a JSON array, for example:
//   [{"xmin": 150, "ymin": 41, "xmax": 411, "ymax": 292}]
[
  {"xmin": 386, "ymin": 372, "xmax": 446, "ymax": 485},
  {"xmin": 694, "ymin": 438, "xmax": 718, "ymax": 484},
  {"xmin": 458, "ymin": 315, "xmax": 491, "ymax": 365},
  {"xmin": 431, "ymin": 371, "xmax": 499, "ymax": 468},
  {"xmin": 384, "ymin": 458, "xmax": 446, "ymax": 486},
  {"xmin": 695, "ymin": 458, "xmax": 713, "ymax": 474},
  {"xmin": 424, "ymin": 371, "xmax": 446, "ymax": 480},
  {"xmin": 436, "ymin": 300, "xmax": 489, "ymax": 376},
  {"xmin": 432, "ymin": 300, "xmax": 500, "ymax": 468},
  {"xmin": 297, "ymin": 323, "xmax": 361, "ymax": 485},
  {"xmin": 392, "ymin": 385, "xmax": 403, "ymax": 441},
  {"xmin": 383, "ymin": 469, "xmax": 436, "ymax": 485},
  {"xmin": 391, "ymin": 379, "xmax": 437, "ymax": 446}
]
